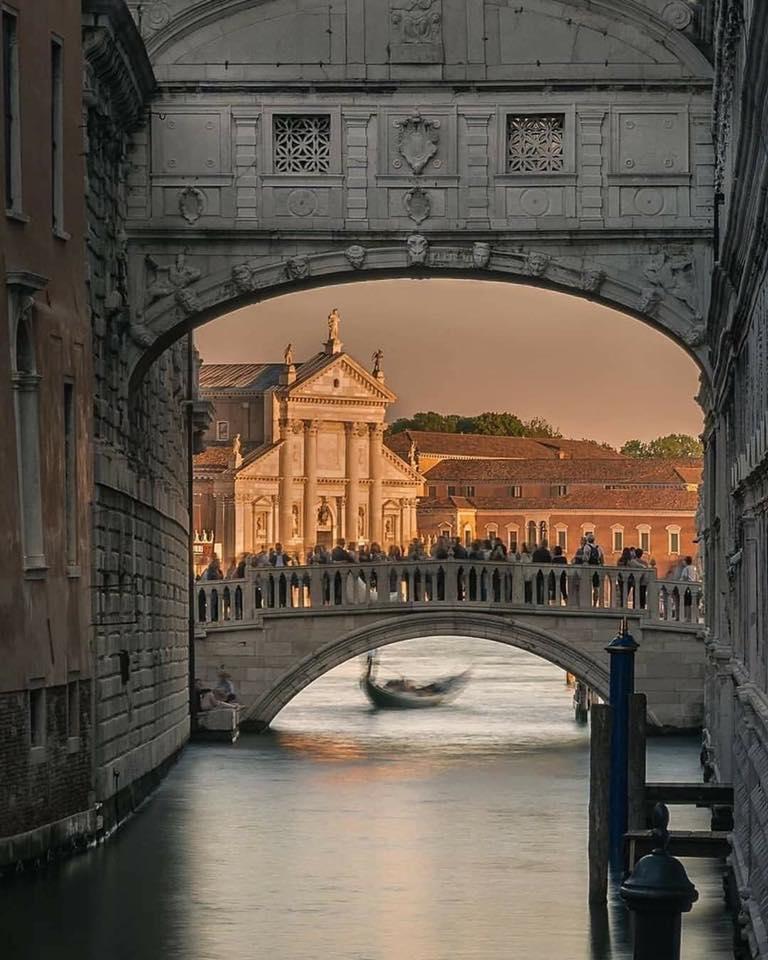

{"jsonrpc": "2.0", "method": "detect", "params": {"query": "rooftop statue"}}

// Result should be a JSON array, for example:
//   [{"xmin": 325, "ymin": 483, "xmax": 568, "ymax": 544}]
[
  {"xmin": 328, "ymin": 308, "xmax": 341, "ymax": 341},
  {"xmin": 284, "ymin": 342, "xmax": 294, "ymax": 366}
]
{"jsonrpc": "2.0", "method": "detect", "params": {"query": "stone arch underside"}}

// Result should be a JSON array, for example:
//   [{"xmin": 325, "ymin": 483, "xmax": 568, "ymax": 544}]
[
  {"xmin": 241, "ymin": 611, "xmax": 611, "ymax": 728},
  {"xmin": 129, "ymin": 241, "xmax": 712, "ymax": 388}
]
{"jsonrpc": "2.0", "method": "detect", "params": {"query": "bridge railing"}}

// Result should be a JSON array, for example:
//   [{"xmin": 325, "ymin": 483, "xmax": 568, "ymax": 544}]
[{"xmin": 195, "ymin": 561, "xmax": 703, "ymax": 628}]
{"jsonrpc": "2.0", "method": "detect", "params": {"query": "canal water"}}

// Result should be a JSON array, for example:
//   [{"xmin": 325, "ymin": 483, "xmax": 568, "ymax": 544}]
[{"xmin": 2, "ymin": 638, "xmax": 734, "ymax": 960}]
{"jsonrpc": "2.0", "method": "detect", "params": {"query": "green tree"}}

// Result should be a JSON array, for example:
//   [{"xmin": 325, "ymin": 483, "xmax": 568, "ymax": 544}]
[
  {"xmin": 387, "ymin": 410, "xmax": 562, "ymax": 438},
  {"xmin": 522, "ymin": 416, "xmax": 562, "ymax": 439},
  {"xmin": 469, "ymin": 411, "xmax": 526, "ymax": 436},
  {"xmin": 621, "ymin": 434, "xmax": 702, "ymax": 459}
]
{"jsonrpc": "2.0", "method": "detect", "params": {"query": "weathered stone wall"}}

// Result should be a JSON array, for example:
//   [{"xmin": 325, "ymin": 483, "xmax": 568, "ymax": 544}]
[
  {"xmin": 702, "ymin": 2, "xmax": 768, "ymax": 956},
  {"xmin": 83, "ymin": 2, "xmax": 191, "ymax": 813}
]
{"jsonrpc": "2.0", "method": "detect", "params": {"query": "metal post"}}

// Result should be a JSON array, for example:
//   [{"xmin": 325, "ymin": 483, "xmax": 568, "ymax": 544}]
[
  {"xmin": 607, "ymin": 619, "xmax": 638, "ymax": 869},
  {"xmin": 620, "ymin": 804, "xmax": 698, "ymax": 960}
]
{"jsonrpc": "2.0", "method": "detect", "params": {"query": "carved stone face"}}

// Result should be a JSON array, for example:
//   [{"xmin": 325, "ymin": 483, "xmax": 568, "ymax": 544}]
[
  {"xmin": 472, "ymin": 242, "xmax": 491, "ymax": 269},
  {"xmin": 231, "ymin": 264, "xmax": 253, "ymax": 293},
  {"xmin": 581, "ymin": 269, "xmax": 605, "ymax": 293},
  {"xmin": 176, "ymin": 287, "xmax": 200, "ymax": 315},
  {"xmin": 406, "ymin": 234, "xmax": 429, "ymax": 265},
  {"xmin": 345, "ymin": 244, "xmax": 366, "ymax": 270},
  {"xmin": 526, "ymin": 253, "xmax": 549, "ymax": 277}
]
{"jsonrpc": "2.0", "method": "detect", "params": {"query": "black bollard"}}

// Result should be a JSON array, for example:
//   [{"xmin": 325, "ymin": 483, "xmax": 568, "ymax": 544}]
[{"xmin": 620, "ymin": 803, "xmax": 698, "ymax": 960}]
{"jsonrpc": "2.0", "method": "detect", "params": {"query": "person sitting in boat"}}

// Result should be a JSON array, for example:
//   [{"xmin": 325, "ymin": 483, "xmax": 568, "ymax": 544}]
[
  {"xmin": 215, "ymin": 671, "xmax": 237, "ymax": 703},
  {"xmin": 195, "ymin": 679, "xmax": 237, "ymax": 712}
]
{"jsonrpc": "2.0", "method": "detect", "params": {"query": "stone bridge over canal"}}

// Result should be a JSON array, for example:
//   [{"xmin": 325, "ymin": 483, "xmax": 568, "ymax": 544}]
[{"xmin": 195, "ymin": 559, "xmax": 704, "ymax": 732}]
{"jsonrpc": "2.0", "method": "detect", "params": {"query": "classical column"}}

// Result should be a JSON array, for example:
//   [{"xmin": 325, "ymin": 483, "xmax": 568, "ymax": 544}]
[
  {"xmin": 266, "ymin": 496, "xmax": 275, "ymax": 545},
  {"xmin": 234, "ymin": 497, "xmax": 246, "ymax": 555},
  {"xmin": 369, "ymin": 423, "xmax": 384, "ymax": 544},
  {"xmin": 345, "ymin": 422, "xmax": 364, "ymax": 543},
  {"xmin": 278, "ymin": 419, "xmax": 295, "ymax": 545},
  {"xmin": 303, "ymin": 420, "xmax": 319, "ymax": 552},
  {"xmin": 400, "ymin": 498, "xmax": 409, "ymax": 544},
  {"xmin": 410, "ymin": 498, "xmax": 419, "ymax": 540}
]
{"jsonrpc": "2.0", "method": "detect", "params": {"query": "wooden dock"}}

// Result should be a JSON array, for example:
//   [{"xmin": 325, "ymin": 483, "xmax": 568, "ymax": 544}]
[{"xmin": 625, "ymin": 829, "xmax": 731, "ymax": 869}]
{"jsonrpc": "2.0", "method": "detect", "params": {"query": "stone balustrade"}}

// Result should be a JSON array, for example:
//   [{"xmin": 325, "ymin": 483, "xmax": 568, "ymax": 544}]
[{"xmin": 195, "ymin": 560, "xmax": 703, "ymax": 627}]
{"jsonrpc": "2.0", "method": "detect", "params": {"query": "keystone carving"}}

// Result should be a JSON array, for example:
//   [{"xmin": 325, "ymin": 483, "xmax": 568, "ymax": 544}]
[
  {"xmin": 345, "ymin": 244, "xmax": 367, "ymax": 270},
  {"xmin": 394, "ymin": 112, "xmax": 440, "ymax": 174},
  {"xmin": 145, "ymin": 252, "xmax": 201, "ymax": 306},
  {"xmin": 285, "ymin": 256, "xmax": 309, "ymax": 281},
  {"xmin": 404, "ymin": 186, "xmax": 431, "ymax": 224},
  {"xmin": 472, "ymin": 242, "xmax": 491, "ymax": 269},
  {"xmin": 406, "ymin": 234, "xmax": 429, "ymax": 265}
]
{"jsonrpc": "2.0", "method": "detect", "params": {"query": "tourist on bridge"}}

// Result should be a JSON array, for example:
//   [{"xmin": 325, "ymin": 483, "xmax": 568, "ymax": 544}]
[
  {"xmin": 490, "ymin": 537, "xmax": 507, "ymax": 561},
  {"xmin": 332, "ymin": 538, "xmax": 353, "ymax": 562},
  {"xmin": 532, "ymin": 540, "xmax": 552, "ymax": 563},
  {"xmin": 224, "ymin": 558, "xmax": 238, "ymax": 579},
  {"xmin": 573, "ymin": 536, "xmax": 587, "ymax": 565},
  {"xmin": 451, "ymin": 537, "xmax": 468, "ymax": 560},
  {"xmin": 269, "ymin": 543, "xmax": 291, "ymax": 567},
  {"xmin": 202, "ymin": 555, "xmax": 224, "ymax": 581},
  {"xmin": 582, "ymin": 534, "xmax": 604, "ymax": 565}
]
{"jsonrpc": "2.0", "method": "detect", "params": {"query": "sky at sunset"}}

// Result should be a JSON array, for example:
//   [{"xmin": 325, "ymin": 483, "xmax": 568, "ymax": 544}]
[{"xmin": 194, "ymin": 279, "xmax": 703, "ymax": 450}]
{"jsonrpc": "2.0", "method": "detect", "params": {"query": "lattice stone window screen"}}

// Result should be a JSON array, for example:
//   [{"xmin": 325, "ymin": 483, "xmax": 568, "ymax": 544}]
[
  {"xmin": 506, "ymin": 114, "xmax": 565, "ymax": 173},
  {"xmin": 273, "ymin": 114, "xmax": 331, "ymax": 173}
]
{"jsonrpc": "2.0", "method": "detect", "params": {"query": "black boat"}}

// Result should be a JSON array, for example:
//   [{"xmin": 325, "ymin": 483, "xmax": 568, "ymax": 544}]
[{"xmin": 360, "ymin": 652, "xmax": 470, "ymax": 709}]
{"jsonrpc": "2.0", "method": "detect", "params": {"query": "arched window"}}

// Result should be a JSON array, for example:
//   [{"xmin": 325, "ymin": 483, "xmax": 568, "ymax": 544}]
[
  {"xmin": 611, "ymin": 524, "xmax": 625, "ymax": 553},
  {"xmin": 554, "ymin": 524, "xmax": 568, "ymax": 552},
  {"xmin": 636, "ymin": 524, "xmax": 651, "ymax": 555},
  {"xmin": 527, "ymin": 520, "xmax": 537, "ymax": 547},
  {"xmin": 506, "ymin": 524, "xmax": 519, "ymax": 552},
  {"xmin": 485, "ymin": 523, "xmax": 499, "ymax": 539},
  {"xmin": 11, "ymin": 295, "xmax": 45, "ymax": 571}
]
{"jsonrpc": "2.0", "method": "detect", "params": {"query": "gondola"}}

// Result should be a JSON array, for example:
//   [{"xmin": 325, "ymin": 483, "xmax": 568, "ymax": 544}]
[{"xmin": 360, "ymin": 652, "xmax": 470, "ymax": 709}]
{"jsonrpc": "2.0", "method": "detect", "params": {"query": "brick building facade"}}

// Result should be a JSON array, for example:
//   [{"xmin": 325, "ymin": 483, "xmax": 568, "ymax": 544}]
[
  {"xmin": 0, "ymin": 0, "xmax": 94, "ymax": 866},
  {"xmin": 388, "ymin": 431, "xmax": 701, "ymax": 574}
]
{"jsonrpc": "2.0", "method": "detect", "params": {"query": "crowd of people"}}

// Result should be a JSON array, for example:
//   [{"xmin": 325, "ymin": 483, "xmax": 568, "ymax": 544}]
[{"xmin": 199, "ymin": 533, "xmax": 699, "ymax": 581}]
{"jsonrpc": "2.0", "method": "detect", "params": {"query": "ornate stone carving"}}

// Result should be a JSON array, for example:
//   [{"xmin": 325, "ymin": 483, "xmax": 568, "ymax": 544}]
[
  {"xmin": 287, "ymin": 188, "xmax": 318, "ymax": 217},
  {"xmin": 145, "ymin": 253, "xmax": 201, "ymax": 305},
  {"xmin": 472, "ymin": 242, "xmax": 491, "ymax": 269},
  {"xmin": 231, "ymin": 263, "xmax": 254, "ymax": 294},
  {"xmin": 644, "ymin": 250, "xmax": 700, "ymax": 318},
  {"xmin": 524, "ymin": 252, "xmax": 550, "ymax": 277},
  {"xmin": 129, "ymin": 312, "xmax": 155, "ymax": 348},
  {"xmin": 285, "ymin": 256, "xmax": 309, "ymax": 281},
  {"xmin": 394, "ymin": 112, "xmax": 440, "ymax": 174},
  {"xmin": 406, "ymin": 234, "xmax": 429, "ymax": 265},
  {"xmin": 133, "ymin": 0, "xmax": 171, "ymax": 35},
  {"xmin": 178, "ymin": 186, "xmax": 206, "ymax": 224},
  {"xmin": 404, "ymin": 186, "xmax": 431, "ymax": 224},
  {"xmin": 328, "ymin": 308, "xmax": 341, "ymax": 342},
  {"xmin": 284, "ymin": 343, "xmax": 294, "ymax": 366},
  {"xmin": 661, "ymin": 1, "xmax": 693, "ymax": 30},
  {"xmin": 372, "ymin": 349, "xmax": 384, "ymax": 377},
  {"xmin": 638, "ymin": 287, "xmax": 662, "ymax": 315},
  {"xmin": 176, "ymin": 286, "xmax": 200, "ymax": 316},
  {"xmin": 581, "ymin": 269, "xmax": 606, "ymax": 294},
  {"xmin": 683, "ymin": 321, "xmax": 707, "ymax": 348},
  {"xmin": 390, "ymin": 0, "xmax": 443, "ymax": 60},
  {"xmin": 345, "ymin": 244, "xmax": 367, "ymax": 270}
]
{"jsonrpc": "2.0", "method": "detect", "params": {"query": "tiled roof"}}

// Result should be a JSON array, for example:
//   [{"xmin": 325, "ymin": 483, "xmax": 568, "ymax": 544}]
[
  {"xmin": 672, "ymin": 464, "xmax": 704, "ymax": 485},
  {"xmin": 386, "ymin": 430, "xmax": 625, "ymax": 461},
  {"xmin": 418, "ymin": 489, "xmax": 698, "ymax": 511},
  {"xmin": 199, "ymin": 363, "xmax": 286, "ymax": 391},
  {"xmin": 193, "ymin": 446, "xmax": 232, "ymax": 471},
  {"xmin": 424, "ymin": 458, "xmax": 703, "ymax": 484}
]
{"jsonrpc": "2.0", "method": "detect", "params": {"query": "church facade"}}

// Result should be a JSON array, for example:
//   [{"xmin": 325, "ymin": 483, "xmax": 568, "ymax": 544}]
[{"xmin": 193, "ymin": 315, "xmax": 423, "ymax": 567}]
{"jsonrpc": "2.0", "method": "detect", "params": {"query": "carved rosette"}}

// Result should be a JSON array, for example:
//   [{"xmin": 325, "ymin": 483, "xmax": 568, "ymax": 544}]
[{"xmin": 661, "ymin": 1, "xmax": 693, "ymax": 30}]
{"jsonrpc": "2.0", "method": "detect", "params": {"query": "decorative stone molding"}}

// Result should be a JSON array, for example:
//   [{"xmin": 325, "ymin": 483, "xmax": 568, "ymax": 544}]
[
  {"xmin": 145, "ymin": 253, "xmax": 201, "ymax": 306},
  {"xmin": 390, "ymin": 0, "xmax": 443, "ymax": 63},
  {"xmin": 406, "ymin": 234, "xmax": 429, "ymax": 265},
  {"xmin": 344, "ymin": 244, "xmax": 367, "ymax": 269},
  {"xmin": 230, "ymin": 263, "xmax": 254, "ymax": 294},
  {"xmin": 643, "ymin": 249, "xmax": 700, "ymax": 318},
  {"xmin": 638, "ymin": 287, "xmax": 662, "ymax": 315}
]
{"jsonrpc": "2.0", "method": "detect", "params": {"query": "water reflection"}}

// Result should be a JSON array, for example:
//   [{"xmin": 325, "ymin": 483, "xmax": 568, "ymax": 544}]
[{"xmin": 0, "ymin": 638, "xmax": 732, "ymax": 960}]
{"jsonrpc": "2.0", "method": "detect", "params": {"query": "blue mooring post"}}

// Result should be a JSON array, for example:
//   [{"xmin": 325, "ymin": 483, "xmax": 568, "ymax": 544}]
[{"xmin": 607, "ymin": 618, "xmax": 638, "ymax": 870}]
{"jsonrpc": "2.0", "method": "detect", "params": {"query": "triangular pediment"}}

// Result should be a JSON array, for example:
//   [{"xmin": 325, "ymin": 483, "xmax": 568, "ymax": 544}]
[
  {"xmin": 285, "ymin": 353, "xmax": 396, "ymax": 404},
  {"xmin": 234, "ymin": 442, "xmax": 280, "ymax": 479}
]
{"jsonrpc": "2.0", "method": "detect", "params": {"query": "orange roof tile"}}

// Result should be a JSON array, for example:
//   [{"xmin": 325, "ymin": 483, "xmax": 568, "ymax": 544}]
[
  {"xmin": 424, "ymin": 458, "xmax": 702, "ymax": 484},
  {"xmin": 386, "ymin": 430, "xmax": 625, "ymax": 461}
]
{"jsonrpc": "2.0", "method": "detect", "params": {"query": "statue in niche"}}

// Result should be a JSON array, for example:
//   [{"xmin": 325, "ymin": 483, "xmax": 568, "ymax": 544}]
[
  {"xmin": 385, "ymin": 517, "xmax": 394, "ymax": 539},
  {"xmin": 358, "ymin": 506, "xmax": 365, "ymax": 538},
  {"xmin": 256, "ymin": 515, "xmax": 265, "ymax": 535},
  {"xmin": 318, "ymin": 499, "xmax": 331, "ymax": 525},
  {"xmin": 284, "ymin": 343, "xmax": 294, "ymax": 366},
  {"xmin": 328, "ymin": 308, "xmax": 341, "ymax": 341},
  {"xmin": 292, "ymin": 504, "xmax": 300, "ymax": 538},
  {"xmin": 372, "ymin": 349, "xmax": 384, "ymax": 377}
]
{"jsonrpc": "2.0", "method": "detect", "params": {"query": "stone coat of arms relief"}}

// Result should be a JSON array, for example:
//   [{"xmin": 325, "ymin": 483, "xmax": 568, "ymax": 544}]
[{"xmin": 394, "ymin": 113, "xmax": 440, "ymax": 175}]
